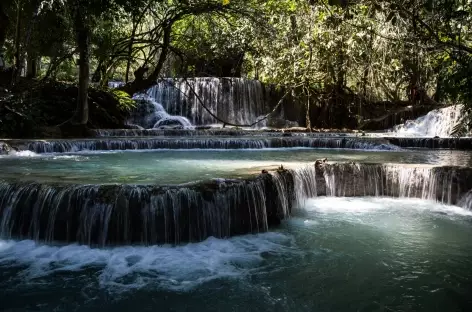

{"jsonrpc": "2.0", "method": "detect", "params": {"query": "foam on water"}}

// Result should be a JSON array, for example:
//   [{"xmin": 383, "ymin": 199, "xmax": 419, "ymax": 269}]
[
  {"xmin": 390, "ymin": 105, "xmax": 467, "ymax": 137},
  {"xmin": 8, "ymin": 150, "xmax": 39, "ymax": 157},
  {"xmin": 0, "ymin": 151, "xmax": 89, "ymax": 162},
  {"xmin": 17, "ymin": 137, "xmax": 401, "ymax": 154},
  {"xmin": 131, "ymin": 94, "xmax": 194, "ymax": 130},
  {"xmin": 302, "ymin": 197, "xmax": 472, "ymax": 217},
  {"xmin": 0, "ymin": 232, "xmax": 295, "ymax": 293}
]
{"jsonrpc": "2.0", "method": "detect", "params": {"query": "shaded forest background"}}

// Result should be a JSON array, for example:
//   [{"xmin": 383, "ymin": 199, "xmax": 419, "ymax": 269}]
[{"xmin": 0, "ymin": 0, "xmax": 471, "ymax": 138}]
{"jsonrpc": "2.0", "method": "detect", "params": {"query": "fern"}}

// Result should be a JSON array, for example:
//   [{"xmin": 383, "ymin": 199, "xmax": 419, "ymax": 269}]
[{"xmin": 111, "ymin": 90, "xmax": 136, "ymax": 112}]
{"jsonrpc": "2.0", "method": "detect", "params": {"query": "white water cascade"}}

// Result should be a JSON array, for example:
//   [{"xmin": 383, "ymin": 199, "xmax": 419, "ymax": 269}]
[
  {"xmin": 110, "ymin": 78, "xmax": 297, "ymax": 129},
  {"xmin": 129, "ymin": 94, "xmax": 194, "ymax": 130},
  {"xmin": 146, "ymin": 78, "xmax": 269, "ymax": 126},
  {"xmin": 390, "ymin": 105, "xmax": 466, "ymax": 137}
]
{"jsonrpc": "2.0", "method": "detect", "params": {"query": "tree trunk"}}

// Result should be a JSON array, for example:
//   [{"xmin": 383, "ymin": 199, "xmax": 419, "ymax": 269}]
[
  {"xmin": 0, "ymin": 2, "xmax": 9, "ymax": 69},
  {"xmin": 92, "ymin": 59, "xmax": 106, "ymax": 83},
  {"xmin": 26, "ymin": 53, "xmax": 38, "ymax": 78},
  {"xmin": 305, "ymin": 88, "xmax": 312, "ymax": 131},
  {"xmin": 73, "ymin": 13, "xmax": 90, "ymax": 125},
  {"xmin": 12, "ymin": 0, "xmax": 22, "ymax": 82},
  {"xmin": 20, "ymin": 0, "xmax": 41, "ymax": 78}
]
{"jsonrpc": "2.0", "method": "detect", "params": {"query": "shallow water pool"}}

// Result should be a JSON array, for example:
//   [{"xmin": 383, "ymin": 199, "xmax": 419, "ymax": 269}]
[{"xmin": 1, "ymin": 148, "xmax": 471, "ymax": 184}]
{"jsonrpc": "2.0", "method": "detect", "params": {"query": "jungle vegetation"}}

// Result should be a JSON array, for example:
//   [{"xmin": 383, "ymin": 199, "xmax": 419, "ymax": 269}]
[{"xmin": 0, "ymin": 0, "xmax": 471, "ymax": 136}]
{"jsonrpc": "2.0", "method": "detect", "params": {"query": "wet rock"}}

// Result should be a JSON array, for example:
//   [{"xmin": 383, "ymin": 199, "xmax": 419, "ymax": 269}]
[
  {"xmin": 195, "ymin": 126, "xmax": 212, "ymax": 130},
  {"xmin": 125, "ymin": 124, "xmax": 145, "ymax": 130},
  {"xmin": 267, "ymin": 116, "xmax": 299, "ymax": 129},
  {"xmin": 0, "ymin": 142, "xmax": 12, "ymax": 155}
]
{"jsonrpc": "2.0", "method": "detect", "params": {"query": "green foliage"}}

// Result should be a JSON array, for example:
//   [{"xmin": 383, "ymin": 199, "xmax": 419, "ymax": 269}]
[
  {"xmin": 1, "ymin": 0, "xmax": 472, "ymax": 131},
  {"xmin": 111, "ymin": 89, "xmax": 136, "ymax": 112}
]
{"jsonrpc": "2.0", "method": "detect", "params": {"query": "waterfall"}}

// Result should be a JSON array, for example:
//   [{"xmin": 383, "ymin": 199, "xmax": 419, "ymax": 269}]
[
  {"xmin": 459, "ymin": 191, "xmax": 472, "ymax": 210},
  {"xmin": 92, "ymin": 129, "xmax": 360, "ymax": 138},
  {"xmin": 1, "ymin": 163, "xmax": 471, "ymax": 246},
  {"xmin": 390, "ymin": 105, "xmax": 466, "ymax": 137},
  {"xmin": 128, "ymin": 94, "xmax": 194, "ymax": 129},
  {"xmin": 110, "ymin": 78, "xmax": 295, "ymax": 128},
  {"xmin": 286, "ymin": 163, "xmax": 472, "ymax": 208},
  {"xmin": 146, "ymin": 78, "xmax": 268, "ymax": 126},
  {"xmin": 291, "ymin": 166, "xmax": 318, "ymax": 207},
  {"xmin": 0, "ymin": 176, "xmax": 287, "ymax": 246},
  {"xmin": 12, "ymin": 137, "xmax": 399, "ymax": 153},
  {"xmin": 108, "ymin": 81, "xmax": 125, "ymax": 88}
]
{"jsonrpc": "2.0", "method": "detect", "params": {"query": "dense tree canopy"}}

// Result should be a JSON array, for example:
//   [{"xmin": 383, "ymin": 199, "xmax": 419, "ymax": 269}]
[{"xmin": 0, "ymin": 0, "xmax": 471, "ymax": 133}]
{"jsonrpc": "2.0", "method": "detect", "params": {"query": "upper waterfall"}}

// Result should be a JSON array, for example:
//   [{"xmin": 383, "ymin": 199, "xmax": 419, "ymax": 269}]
[
  {"xmin": 108, "ymin": 82, "xmax": 194, "ymax": 129},
  {"xmin": 109, "ymin": 78, "xmax": 294, "ymax": 128},
  {"xmin": 389, "ymin": 104, "xmax": 466, "ymax": 137},
  {"xmin": 146, "ymin": 78, "xmax": 273, "ymax": 126}
]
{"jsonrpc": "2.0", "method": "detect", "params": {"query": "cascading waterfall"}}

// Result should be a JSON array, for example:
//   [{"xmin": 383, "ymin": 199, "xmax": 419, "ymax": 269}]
[
  {"xmin": 1, "ymin": 163, "xmax": 471, "ymax": 246},
  {"xmin": 108, "ymin": 81, "xmax": 125, "ymax": 88},
  {"xmin": 147, "ymin": 78, "xmax": 269, "ymax": 126},
  {"xmin": 390, "ymin": 104, "xmax": 466, "ymax": 137},
  {"xmin": 92, "ymin": 129, "xmax": 359, "ymax": 138},
  {"xmin": 291, "ymin": 166, "xmax": 318, "ymax": 207},
  {"xmin": 110, "ymin": 78, "xmax": 293, "ymax": 128},
  {"xmin": 129, "ymin": 94, "xmax": 194, "ymax": 129},
  {"xmin": 13, "ymin": 137, "xmax": 399, "ymax": 153},
  {"xmin": 285, "ymin": 163, "xmax": 472, "ymax": 208},
  {"xmin": 0, "ymin": 176, "xmax": 287, "ymax": 246},
  {"xmin": 459, "ymin": 190, "xmax": 472, "ymax": 209}
]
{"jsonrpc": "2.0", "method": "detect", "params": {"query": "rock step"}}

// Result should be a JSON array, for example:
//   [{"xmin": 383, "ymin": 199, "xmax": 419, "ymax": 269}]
[{"xmin": 1, "ymin": 163, "xmax": 471, "ymax": 246}]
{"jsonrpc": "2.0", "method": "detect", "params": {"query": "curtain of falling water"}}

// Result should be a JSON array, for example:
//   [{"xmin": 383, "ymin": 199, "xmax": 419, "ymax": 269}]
[{"xmin": 146, "ymin": 78, "xmax": 268, "ymax": 125}]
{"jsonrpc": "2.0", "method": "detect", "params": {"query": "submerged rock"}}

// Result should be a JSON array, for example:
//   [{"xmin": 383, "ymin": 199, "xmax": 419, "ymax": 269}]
[{"xmin": 153, "ymin": 117, "xmax": 191, "ymax": 129}]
